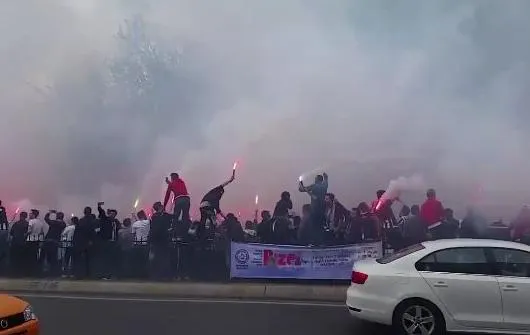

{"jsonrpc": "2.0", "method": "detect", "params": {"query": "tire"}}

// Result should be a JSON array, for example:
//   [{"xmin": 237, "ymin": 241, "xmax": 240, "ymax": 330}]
[{"xmin": 393, "ymin": 299, "xmax": 446, "ymax": 335}]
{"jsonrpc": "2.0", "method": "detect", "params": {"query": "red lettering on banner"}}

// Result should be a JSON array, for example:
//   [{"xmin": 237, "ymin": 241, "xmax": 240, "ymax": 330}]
[
  {"xmin": 263, "ymin": 249, "xmax": 275, "ymax": 265},
  {"xmin": 287, "ymin": 253, "xmax": 301, "ymax": 266},
  {"xmin": 263, "ymin": 249, "xmax": 301, "ymax": 267}
]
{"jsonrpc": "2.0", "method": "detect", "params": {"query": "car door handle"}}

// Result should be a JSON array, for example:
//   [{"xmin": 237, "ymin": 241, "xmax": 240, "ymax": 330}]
[
  {"xmin": 433, "ymin": 281, "xmax": 448, "ymax": 288},
  {"xmin": 502, "ymin": 285, "xmax": 518, "ymax": 292}
]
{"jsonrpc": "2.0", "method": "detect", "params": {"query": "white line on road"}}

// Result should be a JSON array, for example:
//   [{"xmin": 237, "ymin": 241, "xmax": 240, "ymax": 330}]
[{"xmin": 16, "ymin": 293, "xmax": 345, "ymax": 308}]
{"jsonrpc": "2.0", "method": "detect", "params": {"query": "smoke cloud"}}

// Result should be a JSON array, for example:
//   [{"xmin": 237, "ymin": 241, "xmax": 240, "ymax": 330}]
[
  {"xmin": 379, "ymin": 175, "xmax": 426, "ymax": 206},
  {"xmin": 1, "ymin": 0, "xmax": 529, "ymax": 219}
]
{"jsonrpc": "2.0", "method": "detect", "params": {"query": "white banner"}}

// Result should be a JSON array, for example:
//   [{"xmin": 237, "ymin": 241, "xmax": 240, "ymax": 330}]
[{"xmin": 230, "ymin": 241, "xmax": 382, "ymax": 280}]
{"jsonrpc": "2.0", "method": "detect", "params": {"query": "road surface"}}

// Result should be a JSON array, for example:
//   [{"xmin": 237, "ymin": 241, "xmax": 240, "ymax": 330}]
[{"xmin": 20, "ymin": 294, "xmax": 391, "ymax": 335}]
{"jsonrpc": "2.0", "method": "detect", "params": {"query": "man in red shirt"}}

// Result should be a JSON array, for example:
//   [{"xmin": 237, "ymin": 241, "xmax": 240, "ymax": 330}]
[
  {"xmin": 420, "ymin": 188, "xmax": 444, "ymax": 236},
  {"xmin": 163, "ymin": 173, "xmax": 191, "ymax": 224}
]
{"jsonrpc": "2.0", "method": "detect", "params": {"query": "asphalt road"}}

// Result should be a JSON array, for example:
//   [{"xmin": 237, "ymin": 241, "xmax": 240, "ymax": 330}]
[{"xmin": 20, "ymin": 294, "xmax": 391, "ymax": 335}]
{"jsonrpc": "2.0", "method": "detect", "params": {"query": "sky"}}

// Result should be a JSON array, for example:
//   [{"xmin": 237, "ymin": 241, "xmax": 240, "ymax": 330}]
[{"xmin": 1, "ymin": 0, "xmax": 529, "ymax": 220}]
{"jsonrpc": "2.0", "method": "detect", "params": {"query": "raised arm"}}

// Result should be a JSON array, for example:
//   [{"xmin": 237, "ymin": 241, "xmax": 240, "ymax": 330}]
[
  {"xmin": 221, "ymin": 170, "xmax": 236, "ymax": 188},
  {"xmin": 322, "ymin": 172, "xmax": 329, "ymax": 189},
  {"xmin": 44, "ymin": 212, "xmax": 52, "ymax": 225},
  {"xmin": 97, "ymin": 204, "xmax": 107, "ymax": 219},
  {"xmin": 299, "ymin": 182, "xmax": 313, "ymax": 193},
  {"xmin": 163, "ymin": 184, "xmax": 172, "ymax": 209}
]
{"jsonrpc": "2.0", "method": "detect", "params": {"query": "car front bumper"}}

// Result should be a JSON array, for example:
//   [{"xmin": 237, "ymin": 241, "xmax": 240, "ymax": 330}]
[{"xmin": 0, "ymin": 319, "xmax": 39, "ymax": 335}]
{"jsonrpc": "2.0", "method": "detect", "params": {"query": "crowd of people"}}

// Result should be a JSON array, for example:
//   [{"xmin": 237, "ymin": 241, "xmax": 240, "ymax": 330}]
[{"xmin": 0, "ymin": 171, "xmax": 530, "ymax": 281}]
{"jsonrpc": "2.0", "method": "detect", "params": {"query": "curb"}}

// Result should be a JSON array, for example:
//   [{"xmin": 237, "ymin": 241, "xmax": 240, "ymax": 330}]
[{"xmin": 0, "ymin": 279, "xmax": 348, "ymax": 302}]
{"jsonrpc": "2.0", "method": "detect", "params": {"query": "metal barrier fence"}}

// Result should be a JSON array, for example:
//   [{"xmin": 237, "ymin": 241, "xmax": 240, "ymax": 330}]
[
  {"xmin": 0, "ymin": 235, "xmax": 230, "ymax": 281},
  {"xmin": 0, "ymin": 224, "xmax": 520, "ymax": 281}
]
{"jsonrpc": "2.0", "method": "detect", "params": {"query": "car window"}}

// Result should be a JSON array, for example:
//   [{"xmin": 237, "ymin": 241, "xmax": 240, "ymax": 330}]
[
  {"xmin": 416, "ymin": 247, "xmax": 491, "ymax": 275},
  {"xmin": 376, "ymin": 244, "xmax": 425, "ymax": 264},
  {"xmin": 489, "ymin": 248, "xmax": 530, "ymax": 278}
]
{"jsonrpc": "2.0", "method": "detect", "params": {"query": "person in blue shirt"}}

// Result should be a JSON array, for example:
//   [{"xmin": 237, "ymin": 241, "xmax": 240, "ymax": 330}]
[{"xmin": 299, "ymin": 173, "xmax": 328, "ymax": 244}]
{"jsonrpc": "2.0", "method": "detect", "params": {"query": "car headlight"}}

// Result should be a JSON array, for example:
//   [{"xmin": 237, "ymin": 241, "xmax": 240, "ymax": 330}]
[{"xmin": 23, "ymin": 305, "xmax": 36, "ymax": 321}]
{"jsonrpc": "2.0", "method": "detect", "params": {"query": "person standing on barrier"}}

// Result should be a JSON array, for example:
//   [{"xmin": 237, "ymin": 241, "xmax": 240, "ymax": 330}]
[
  {"xmin": 73, "ymin": 207, "xmax": 96, "ymax": 279},
  {"xmin": 199, "ymin": 170, "xmax": 235, "ymax": 240},
  {"xmin": 149, "ymin": 201, "xmax": 172, "ymax": 281},
  {"xmin": 164, "ymin": 173, "xmax": 190, "ymax": 229},
  {"xmin": 42, "ymin": 210, "xmax": 66, "ymax": 277},
  {"xmin": 26, "ymin": 209, "xmax": 44, "ymax": 276},
  {"xmin": 299, "ymin": 173, "xmax": 328, "ymax": 245},
  {"xmin": 420, "ymin": 189, "xmax": 445, "ymax": 239},
  {"xmin": 9, "ymin": 211, "xmax": 29, "ymax": 276}
]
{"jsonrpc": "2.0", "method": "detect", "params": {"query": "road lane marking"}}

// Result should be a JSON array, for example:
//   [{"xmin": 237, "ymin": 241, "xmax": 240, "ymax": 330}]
[{"xmin": 16, "ymin": 293, "xmax": 345, "ymax": 308}]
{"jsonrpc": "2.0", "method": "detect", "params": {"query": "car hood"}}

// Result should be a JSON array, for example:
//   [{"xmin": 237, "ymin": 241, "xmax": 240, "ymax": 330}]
[{"xmin": 0, "ymin": 295, "xmax": 27, "ymax": 317}]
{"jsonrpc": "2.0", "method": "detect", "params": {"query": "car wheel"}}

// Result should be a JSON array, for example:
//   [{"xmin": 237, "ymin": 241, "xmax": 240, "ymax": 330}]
[{"xmin": 393, "ymin": 299, "xmax": 445, "ymax": 335}]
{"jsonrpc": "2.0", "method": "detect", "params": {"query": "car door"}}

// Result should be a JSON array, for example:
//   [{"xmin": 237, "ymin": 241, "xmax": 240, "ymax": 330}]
[
  {"xmin": 488, "ymin": 248, "xmax": 530, "ymax": 332},
  {"xmin": 416, "ymin": 247, "xmax": 503, "ymax": 329}
]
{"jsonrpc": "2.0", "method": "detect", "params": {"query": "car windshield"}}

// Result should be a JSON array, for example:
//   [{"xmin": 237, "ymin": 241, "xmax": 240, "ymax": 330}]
[{"xmin": 376, "ymin": 244, "xmax": 425, "ymax": 264}]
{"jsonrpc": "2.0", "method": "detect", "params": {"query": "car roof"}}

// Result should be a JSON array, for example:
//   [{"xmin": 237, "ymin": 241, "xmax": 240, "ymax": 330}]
[{"xmin": 421, "ymin": 238, "xmax": 530, "ymax": 252}]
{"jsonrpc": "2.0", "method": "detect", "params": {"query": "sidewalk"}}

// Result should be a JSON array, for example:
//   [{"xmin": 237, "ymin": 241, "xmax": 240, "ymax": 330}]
[{"xmin": 0, "ymin": 278, "xmax": 348, "ymax": 302}]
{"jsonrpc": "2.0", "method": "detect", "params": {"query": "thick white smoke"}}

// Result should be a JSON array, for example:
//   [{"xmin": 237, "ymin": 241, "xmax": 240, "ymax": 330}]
[
  {"xmin": 379, "ymin": 175, "xmax": 426, "ymax": 207},
  {"xmin": 1, "ymin": 1, "xmax": 530, "ymax": 219}
]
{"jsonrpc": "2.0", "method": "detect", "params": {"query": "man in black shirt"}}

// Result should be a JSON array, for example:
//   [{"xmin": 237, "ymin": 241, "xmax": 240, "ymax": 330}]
[
  {"xmin": 257, "ymin": 210, "xmax": 274, "ymax": 244},
  {"xmin": 42, "ymin": 210, "xmax": 66, "ymax": 276},
  {"xmin": 402, "ymin": 205, "xmax": 427, "ymax": 247},
  {"xmin": 73, "ymin": 207, "xmax": 96, "ymax": 279},
  {"xmin": 273, "ymin": 191, "xmax": 293, "ymax": 217},
  {"xmin": 149, "ymin": 201, "xmax": 172, "ymax": 280},
  {"xmin": 10, "ymin": 212, "xmax": 29, "ymax": 276},
  {"xmin": 96, "ymin": 202, "xmax": 120, "ymax": 279},
  {"xmin": 199, "ymin": 171, "xmax": 235, "ymax": 237}
]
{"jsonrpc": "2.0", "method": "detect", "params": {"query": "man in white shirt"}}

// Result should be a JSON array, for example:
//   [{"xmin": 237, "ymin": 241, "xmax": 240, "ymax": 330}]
[
  {"xmin": 27, "ymin": 209, "xmax": 45, "ymax": 241},
  {"xmin": 131, "ymin": 210, "xmax": 150, "ymax": 244},
  {"xmin": 61, "ymin": 217, "xmax": 77, "ymax": 277},
  {"xmin": 27, "ymin": 209, "xmax": 45, "ymax": 275}
]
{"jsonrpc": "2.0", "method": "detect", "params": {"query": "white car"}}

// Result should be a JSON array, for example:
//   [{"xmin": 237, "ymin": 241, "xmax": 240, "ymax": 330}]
[{"xmin": 346, "ymin": 239, "xmax": 530, "ymax": 334}]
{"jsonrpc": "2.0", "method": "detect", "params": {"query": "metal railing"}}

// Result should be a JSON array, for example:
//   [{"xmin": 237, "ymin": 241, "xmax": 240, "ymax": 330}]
[{"xmin": 0, "ymin": 223, "xmax": 521, "ymax": 281}]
